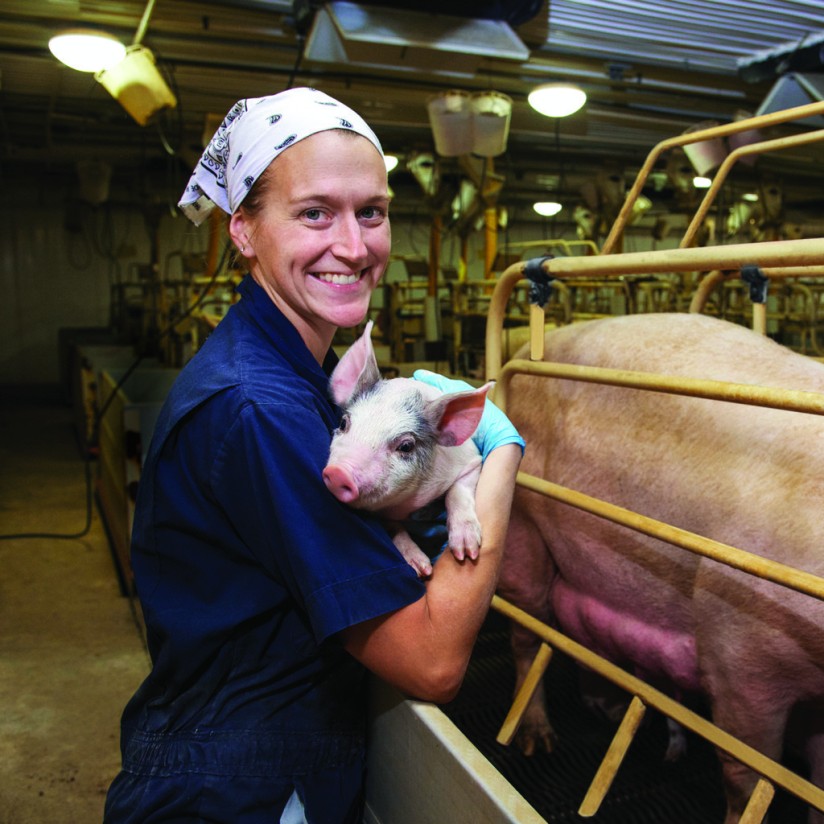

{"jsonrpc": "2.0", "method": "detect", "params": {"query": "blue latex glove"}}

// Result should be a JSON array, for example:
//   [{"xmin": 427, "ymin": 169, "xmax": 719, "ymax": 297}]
[{"xmin": 412, "ymin": 369, "xmax": 526, "ymax": 461}]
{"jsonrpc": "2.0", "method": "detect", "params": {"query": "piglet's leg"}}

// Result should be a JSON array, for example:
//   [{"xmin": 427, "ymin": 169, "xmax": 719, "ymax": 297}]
[
  {"xmin": 390, "ymin": 527, "xmax": 433, "ymax": 578},
  {"xmin": 444, "ymin": 458, "xmax": 483, "ymax": 561}
]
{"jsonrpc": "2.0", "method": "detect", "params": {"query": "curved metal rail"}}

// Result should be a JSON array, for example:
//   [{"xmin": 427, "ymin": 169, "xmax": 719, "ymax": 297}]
[
  {"xmin": 485, "ymin": 236, "xmax": 824, "ymax": 378},
  {"xmin": 601, "ymin": 98, "xmax": 824, "ymax": 255}
]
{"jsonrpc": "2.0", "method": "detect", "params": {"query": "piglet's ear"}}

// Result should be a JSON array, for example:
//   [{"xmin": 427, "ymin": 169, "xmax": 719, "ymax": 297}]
[
  {"xmin": 329, "ymin": 321, "xmax": 382, "ymax": 406},
  {"xmin": 431, "ymin": 382, "xmax": 493, "ymax": 447}
]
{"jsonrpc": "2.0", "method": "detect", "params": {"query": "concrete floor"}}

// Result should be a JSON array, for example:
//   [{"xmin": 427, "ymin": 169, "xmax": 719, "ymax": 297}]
[{"xmin": 0, "ymin": 391, "xmax": 150, "ymax": 823}]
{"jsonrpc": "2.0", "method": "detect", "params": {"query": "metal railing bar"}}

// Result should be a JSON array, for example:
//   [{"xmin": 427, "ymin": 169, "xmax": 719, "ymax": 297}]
[
  {"xmin": 496, "ymin": 642, "xmax": 553, "ymax": 747},
  {"xmin": 739, "ymin": 778, "xmax": 776, "ymax": 824},
  {"xmin": 498, "ymin": 358, "xmax": 824, "ymax": 417},
  {"xmin": 491, "ymin": 594, "xmax": 824, "ymax": 815},
  {"xmin": 681, "ymin": 128, "xmax": 824, "ymax": 250},
  {"xmin": 513, "ymin": 470, "xmax": 824, "ymax": 604},
  {"xmin": 601, "ymin": 99, "xmax": 824, "ymax": 255},
  {"xmin": 578, "ymin": 695, "xmax": 648, "ymax": 817}
]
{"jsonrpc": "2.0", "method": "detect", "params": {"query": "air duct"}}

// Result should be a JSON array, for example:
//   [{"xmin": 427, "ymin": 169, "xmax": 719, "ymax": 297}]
[
  {"xmin": 755, "ymin": 73, "xmax": 824, "ymax": 128},
  {"xmin": 304, "ymin": 1, "xmax": 529, "ymax": 77}
]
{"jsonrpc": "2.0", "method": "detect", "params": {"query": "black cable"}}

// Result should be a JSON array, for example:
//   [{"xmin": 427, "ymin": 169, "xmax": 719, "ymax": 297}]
[
  {"xmin": 0, "ymin": 241, "xmax": 233, "ymax": 542},
  {"xmin": 285, "ymin": 33, "xmax": 306, "ymax": 90}
]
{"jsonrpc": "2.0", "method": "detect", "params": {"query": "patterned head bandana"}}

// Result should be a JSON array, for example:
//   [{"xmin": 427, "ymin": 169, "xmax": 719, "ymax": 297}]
[{"xmin": 178, "ymin": 87, "xmax": 384, "ymax": 225}]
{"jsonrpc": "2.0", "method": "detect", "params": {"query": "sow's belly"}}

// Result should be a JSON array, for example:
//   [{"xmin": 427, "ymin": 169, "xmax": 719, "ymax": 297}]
[{"xmin": 551, "ymin": 577, "xmax": 702, "ymax": 693}]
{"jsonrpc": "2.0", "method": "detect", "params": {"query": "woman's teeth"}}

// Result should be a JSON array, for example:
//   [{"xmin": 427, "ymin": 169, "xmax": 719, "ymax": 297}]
[{"xmin": 316, "ymin": 272, "xmax": 362, "ymax": 285}]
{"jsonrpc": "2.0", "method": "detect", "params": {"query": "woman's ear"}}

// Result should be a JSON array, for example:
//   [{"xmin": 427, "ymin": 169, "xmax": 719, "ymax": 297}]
[{"xmin": 229, "ymin": 210, "xmax": 254, "ymax": 257}]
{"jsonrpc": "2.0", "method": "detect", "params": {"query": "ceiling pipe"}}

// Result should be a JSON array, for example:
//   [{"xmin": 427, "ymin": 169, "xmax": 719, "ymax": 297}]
[{"xmin": 134, "ymin": 0, "xmax": 158, "ymax": 47}]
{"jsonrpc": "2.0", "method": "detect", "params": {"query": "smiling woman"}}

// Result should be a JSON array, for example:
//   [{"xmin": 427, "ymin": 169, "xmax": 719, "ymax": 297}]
[
  {"xmin": 103, "ymin": 86, "xmax": 523, "ymax": 824},
  {"xmin": 229, "ymin": 129, "xmax": 392, "ymax": 357}
]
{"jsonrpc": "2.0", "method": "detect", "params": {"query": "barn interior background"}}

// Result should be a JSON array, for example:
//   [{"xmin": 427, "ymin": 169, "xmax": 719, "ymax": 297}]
[
  {"xmin": 2, "ymin": 0, "xmax": 824, "ymax": 386},
  {"xmin": 3, "ymin": 3, "xmax": 824, "ymax": 823}
]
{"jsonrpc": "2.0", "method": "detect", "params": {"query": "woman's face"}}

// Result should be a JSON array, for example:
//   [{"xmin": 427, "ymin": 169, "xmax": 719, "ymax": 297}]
[{"xmin": 230, "ymin": 130, "xmax": 391, "ymax": 357}]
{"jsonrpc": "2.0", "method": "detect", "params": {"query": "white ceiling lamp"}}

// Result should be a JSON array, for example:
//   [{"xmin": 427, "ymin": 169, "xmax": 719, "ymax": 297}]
[
  {"xmin": 384, "ymin": 154, "xmax": 399, "ymax": 173},
  {"xmin": 693, "ymin": 176, "xmax": 712, "ymax": 189},
  {"xmin": 427, "ymin": 90, "xmax": 513, "ymax": 158},
  {"xmin": 533, "ymin": 201, "xmax": 563, "ymax": 217},
  {"xmin": 48, "ymin": 0, "xmax": 176, "ymax": 127},
  {"xmin": 528, "ymin": 83, "xmax": 587, "ymax": 118},
  {"xmin": 48, "ymin": 30, "xmax": 126, "ymax": 73}
]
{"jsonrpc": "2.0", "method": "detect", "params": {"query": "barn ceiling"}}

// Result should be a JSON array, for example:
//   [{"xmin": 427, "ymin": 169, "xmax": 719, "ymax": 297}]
[{"xmin": 2, "ymin": 0, "xmax": 824, "ymax": 231}]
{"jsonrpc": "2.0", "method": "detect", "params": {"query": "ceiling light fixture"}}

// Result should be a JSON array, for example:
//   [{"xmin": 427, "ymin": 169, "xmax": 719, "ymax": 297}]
[
  {"xmin": 693, "ymin": 176, "xmax": 712, "ymax": 189},
  {"xmin": 384, "ymin": 154, "xmax": 399, "ymax": 173},
  {"xmin": 533, "ymin": 201, "xmax": 563, "ymax": 217},
  {"xmin": 427, "ymin": 90, "xmax": 513, "ymax": 157},
  {"xmin": 95, "ymin": 45, "xmax": 177, "ymax": 126},
  {"xmin": 528, "ymin": 83, "xmax": 587, "ymax": 118},
  {"xmin": 48, "ymin": 0, "xmax": 176, "ymax": 126},
  {"xmin": 48, "ymin": 30, "xmax": 126, "ymax": 73}
]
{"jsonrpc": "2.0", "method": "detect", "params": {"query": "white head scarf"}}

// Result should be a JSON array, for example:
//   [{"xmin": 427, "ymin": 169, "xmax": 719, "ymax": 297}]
[{"xmin": 178, "ymin": 87, "xmax": 384, "ymax": 226}]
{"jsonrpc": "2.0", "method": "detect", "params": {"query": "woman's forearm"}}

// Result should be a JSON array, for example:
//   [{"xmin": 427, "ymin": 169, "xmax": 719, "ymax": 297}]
[{"xmin": 342, "ymin": 443, "xmax": 523, "ymax": 702}]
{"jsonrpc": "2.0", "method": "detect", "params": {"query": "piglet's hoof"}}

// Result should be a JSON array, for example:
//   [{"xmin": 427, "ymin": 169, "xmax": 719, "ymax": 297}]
[
  {"xmin": 392, "ymin": 531, "xmax": 433, "ymax": 578},
  {"xmin": 447, "ymin": 516, "xmax": 482, "ymax": 561}
]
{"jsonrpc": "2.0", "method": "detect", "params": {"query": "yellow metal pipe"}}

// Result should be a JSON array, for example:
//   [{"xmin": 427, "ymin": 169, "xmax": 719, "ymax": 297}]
[
  {"xmin": 528, "ymin": 304, "xmax": 545, "ymax": 362},
  {"xmin": 485, "ymin": 246, "xmax": 824, "ymax": 379},
  {"xmin": 753, "ymin": 301, "xmax": 767, "ymax": 336},
  {"xmin": 503, "ymin": 238, "xmax": 601, "ymax": 256},
  {"xmin": 495, "ymin": 643, "xmax": 553, "ymax": 747},
  {"xmin": 486, "ymin": 262, "xmax": 527, "ymax": 380},
  {"xmin": 512, "ymin": 468, "xmax": 824, "ymax": 604},
  {"xmin": 578, "ymin": 696, "xmax": 647, "ymax": 817},
  {"xmin": 484, "ymin": 207, "xmax": 498, "ymax": 277},
  {"xmin": 458, "ymin": 235, "xmax": 469, "ymax": 283},
  {"xmin": 681, "ymin": 128, "xmax": 824, "ymax": 249},
  {"xmin": 499, "ymin": 358, "xmax": 824, "ymax": 419},
  {"xmin": 689, "ymin": 270, "xmax": 727, "ymax": 314},
  {"xmin": 428, "ymin": 215, "xmax": 441, "ymax": 298},
  {"xmin": 546, "ymin": 238, "xmax": 824, "ymax": 278},
  {"xmin": 491, "ymin": 594, "xmax": 824, "ymax": 816},
  {"xmin": 602, "ymin": 99, "xmax": 824, "ymax": 254},
  {"xmin": 761, "ymin": 267, "xmax": 824, "ymax": 277},
  {"xmin": 739, "ymin": 779, "xmax": 775, "ymax": 824}
]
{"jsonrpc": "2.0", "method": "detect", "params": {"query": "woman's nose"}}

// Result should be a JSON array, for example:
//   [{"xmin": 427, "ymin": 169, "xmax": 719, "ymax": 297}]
[{"xmin": 332, "ymin": 214, "xmax": 368, "ymax": 262}]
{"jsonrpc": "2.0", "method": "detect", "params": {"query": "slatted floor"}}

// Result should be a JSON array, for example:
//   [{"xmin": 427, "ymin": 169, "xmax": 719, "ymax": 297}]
[{"xmin": 442, "ymin": 610, "xmax": 809, "ymax": 823}]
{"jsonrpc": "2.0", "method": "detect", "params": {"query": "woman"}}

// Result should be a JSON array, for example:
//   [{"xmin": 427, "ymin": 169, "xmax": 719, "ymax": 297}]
[{"xmin": 104, "ymin": 87, "xmax": 523, "ymax": 823}]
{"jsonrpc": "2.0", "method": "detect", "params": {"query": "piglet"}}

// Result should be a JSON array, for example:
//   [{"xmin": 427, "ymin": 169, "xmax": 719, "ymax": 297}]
[{"xmin": 323, "ymin": 321, "xmax": 491, "ymax": 577}]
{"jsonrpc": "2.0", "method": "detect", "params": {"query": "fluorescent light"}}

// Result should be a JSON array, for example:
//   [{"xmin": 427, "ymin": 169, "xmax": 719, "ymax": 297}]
[
  {"xmin": 533, "ymin": 201, "xmax": 563, "ymax": 217},
  {"xmin": 692, "ymin": 176, "xmax": 712, "ymax": 189},
  {"xmin": 384, "ymin": 154, "xmax": 399, "ymax": 173},
  {"xmin": 742, "ymin": 192, "xmax": 759, "ymax": 202},
  {"xmin": 528, "ymin": 83, "xmax": 586, "ymax": 118},
  {"xmin": 49, "ymin": 30, "xmax": 126, "ymax": 73}
]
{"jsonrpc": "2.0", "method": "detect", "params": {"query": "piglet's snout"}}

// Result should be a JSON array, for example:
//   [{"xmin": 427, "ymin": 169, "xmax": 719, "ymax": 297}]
[{"xmin": 322, "ymin": 464, "xmax": 360, "ymax": 504}]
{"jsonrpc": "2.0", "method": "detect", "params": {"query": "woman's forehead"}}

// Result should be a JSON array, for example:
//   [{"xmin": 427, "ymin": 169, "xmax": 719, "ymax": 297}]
[{"xmin": 267, "ymin": 132, "xmax": 388, "ymax": 193}]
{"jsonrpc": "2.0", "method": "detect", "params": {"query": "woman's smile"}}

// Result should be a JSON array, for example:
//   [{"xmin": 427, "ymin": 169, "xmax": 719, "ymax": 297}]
[{"xmin": 312, "ymin": 270, "xmax": 366, "ymax": 285}]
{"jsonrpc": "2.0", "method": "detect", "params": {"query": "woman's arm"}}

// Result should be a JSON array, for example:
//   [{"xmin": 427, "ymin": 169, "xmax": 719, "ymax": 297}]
[{"xmin": 340, "ymin": 442, "xmax": 522, "ymax": 703}]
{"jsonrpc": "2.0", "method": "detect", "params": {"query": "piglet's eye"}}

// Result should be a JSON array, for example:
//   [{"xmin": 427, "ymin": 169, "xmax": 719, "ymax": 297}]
[
  {"xmin": 337, "ymin": 413, "xmax": 350, "ymax": 434},
  {"xmin": 396, "ymin": 437, "xmax": 415, "ymax": 455}
]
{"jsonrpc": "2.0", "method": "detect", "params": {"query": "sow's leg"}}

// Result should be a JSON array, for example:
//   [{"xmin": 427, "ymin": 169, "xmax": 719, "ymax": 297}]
[
  {"xmin": 803, "ymin": 713, "xmax": 824, "ymax": 824},
  {"xmin": 498, "ymin": 501, "xmax": 557, "ymax": 755},
  {"xmin": 697, "ymin": 587, "xmax": 797, "ymax": 824}
]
